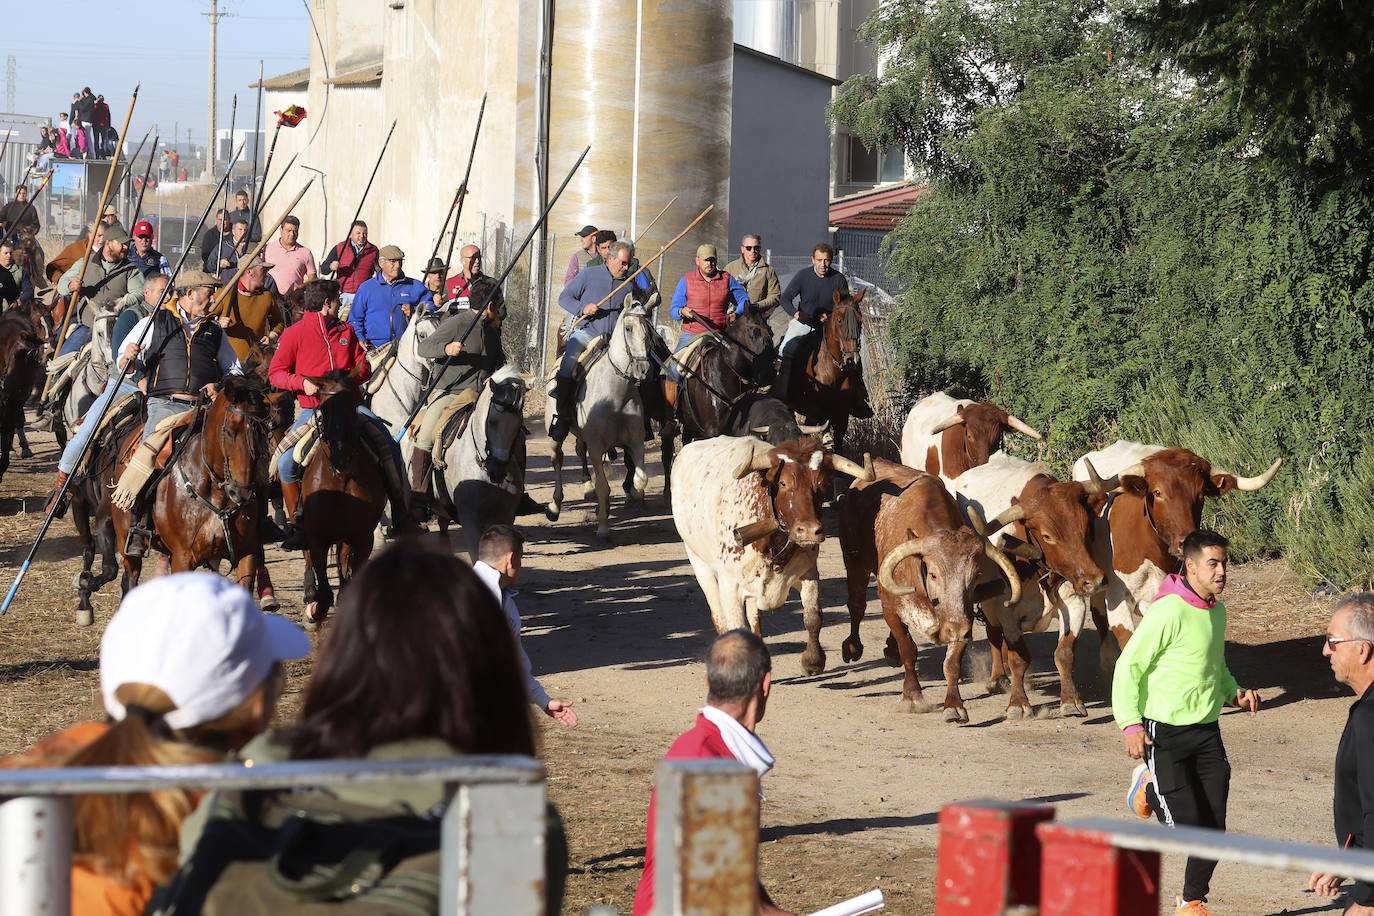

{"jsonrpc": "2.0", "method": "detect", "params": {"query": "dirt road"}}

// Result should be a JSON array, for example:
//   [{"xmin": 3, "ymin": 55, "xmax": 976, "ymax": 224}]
[{"xmin": 0, "ymin": 418, "xmax": 1351, "ymax": 914}]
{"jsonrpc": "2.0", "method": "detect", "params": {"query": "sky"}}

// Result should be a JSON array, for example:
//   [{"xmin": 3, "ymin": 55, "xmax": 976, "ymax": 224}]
[{"xmin": 5, "ymin": 0, "xmax": 311, "ymax": 149}]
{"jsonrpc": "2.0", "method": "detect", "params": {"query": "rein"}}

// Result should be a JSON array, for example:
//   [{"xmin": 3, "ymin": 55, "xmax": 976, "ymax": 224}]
[{"xmin": 173, "ymin": 399, "xmax": 266, "ymax": 567}]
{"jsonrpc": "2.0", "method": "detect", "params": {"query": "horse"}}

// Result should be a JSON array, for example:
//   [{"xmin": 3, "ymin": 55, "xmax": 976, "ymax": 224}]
[
  {"xmin": 783, "ymin": 288, "xmax": 868, "ymax": 455},
  {"xmin": 660, "ymin": 303, "xmax": 776, "ymax": 499},
  {"xmin": 366, "ymin": 308, "xmax": 443, "ymax": 444},
  {"xmin": 70, "ymin": 401, "xmax": 141, "ymax": 626},
  {"xmin": 296, "ymin": 365, "xmax": 388, "ymax": 629},
  {"xmin": 432, "ymin": 366, "xmax": 529, "ymax": 555},
  {"xmin": 107, "ymin": 376, "xmax": 271, "ymax": 593},
  {"xmin": 545, "ymin": 293, "xmax": 659, "ymax": 539},
  {"xmin": 0, "ymin": 307, "xmax": 43, "ymax": 482}
]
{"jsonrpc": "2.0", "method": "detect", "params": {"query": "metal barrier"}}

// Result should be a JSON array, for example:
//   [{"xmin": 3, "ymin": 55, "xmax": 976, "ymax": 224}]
[
  {"xmin": 0, "ymin": 754, "xmax": 760, "ymax": 916},
  {"xmin": 936, "ymin": 800, "xmax": 1374, "ymax": 915}
]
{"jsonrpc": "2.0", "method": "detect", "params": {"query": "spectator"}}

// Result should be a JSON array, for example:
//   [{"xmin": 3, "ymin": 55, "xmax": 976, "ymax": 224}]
[
  {"xmin": 566, "ymin": 223, "xmax": 597, "ymax": 283},
  {"xmin": 0, "ymin": 186, "xmax": 40, "ymax": 236},
  {"xmin": 227, "ymin": 189, "xmax": 262, "ymax": 243},
  {"xmin": 157, "ymin": 149, "xmax": 169, "ymax": 183},
  {"xmin": 348, "ymin": 244, "xmax": 431, "ymax": 349},
  {"xmin": 34, "ymin": 126, "xmax": 55, "ymax": 172},
  {"xmin": 319, "ymin": 219, "xmax": 378, "ymax": 309},
  {"xmin": 74, "ymin": 88, "xmax": 96, "ymax": 160},
  {"xmin": 163, "ymin": 539, "xmax": 568, "ymax": 913},
  {"xmin": 205, "ymin": 219, "xmax": 248, "ymax": 283},
  {"xmin": 168, "ymin": 148, "xmax": 180, "ymax": 179},
  {"xmin": 197, "ymin": 209, "xmax": 229, "ymax": 266},
  {"xmin": 0, "ymin": 239, "xmax": 34, "ymax": 309},
  {"xmin": 55, "ymin": 114, "xmax": 72, "ymax": 157},
  {"xmin": 262, "ymin": 215, "xmax": 316, "ymax": 294},
  {"xmin": 0, "ymin": 572, "xmax": 308, "ymax": 916},
  {"xmin": 92, "ymin": 93, "xmax": 112, "ymax": 156},
  {"xmin": 128, "ymin": 221, "xmax": 170, "ymax": 278}
]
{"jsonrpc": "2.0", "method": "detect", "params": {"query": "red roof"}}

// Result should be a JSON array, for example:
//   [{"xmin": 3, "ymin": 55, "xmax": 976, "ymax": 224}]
[{"xmin": 829, "ymin": 181, "xmax": 928, "ymax": 231}]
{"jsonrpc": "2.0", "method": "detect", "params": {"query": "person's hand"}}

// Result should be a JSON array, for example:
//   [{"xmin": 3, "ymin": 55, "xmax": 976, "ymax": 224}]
[
  {"xmin": 444, "ymin": 341, "xmax": 464, "ymax": 358},
  {"xmin": 680, "ymin": 306, "xmax": 696, "ymax": 320},
  {"xmin": 401, "ymin": 302, "xmax": 413, "ymax": 319},
  {"xmin": 201, "ymin": 382, "xmax": 221, "ymax": 399},
  {"xmin": 259, "ymin": 332, "xmax": 275, "ymax": 346},
  {"xmin": 1236, "ymin": 688, "xmax": 1260, "ymax": 716},
  {"xmin": 1309, "ymin": 872, "xmax": 1345, "ymax": 897},
  {"xmin": 544, "ymin": 699, "xmax": 578, "ymax": 727},
  {"xmin": 581, "ymin": 303, "xmax": 598, "ymax": 317},
  {"xmin": 219, "ymin": 258, "xmax": 230, "ymax": 269},
  {"xmin": 218, "ymin": 315, "xmax": 232, "ymax": 328},
  {"xmin": 1124, "ymin": 729, "xmax": 1152, "ymax": 760},
  {"xmin": 302, "ymin": 378, "xmax": 319, "ymax": 397},
  {"xmin": 67, "ymin": 278, "xmax": 80, "ymax": 293},
  {"xmin": 137, "ymin": 378, "xmax": 147, "ymax": 394},
  {"xmin": 122, "ymin": 342, "xmax": 141, "ymax": 363},
  {"xmin": 1347, "ymin": 903, "xmax": 1374, "ymax": 916}
]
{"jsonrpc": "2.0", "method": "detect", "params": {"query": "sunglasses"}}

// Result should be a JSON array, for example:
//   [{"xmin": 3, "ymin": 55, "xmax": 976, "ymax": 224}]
[
  {"xmin": 1326, "ymin": 635, "xmax": 1372, "ymax": 648},
  {"xmin": 743, "ymin": 245, "xmax": 760, "ymax": 251}
]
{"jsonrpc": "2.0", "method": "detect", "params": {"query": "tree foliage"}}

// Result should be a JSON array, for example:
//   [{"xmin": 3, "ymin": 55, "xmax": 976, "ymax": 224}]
[{"xmin": 831, "ymin": 0, "xmax": 1374, "ymax": 585}]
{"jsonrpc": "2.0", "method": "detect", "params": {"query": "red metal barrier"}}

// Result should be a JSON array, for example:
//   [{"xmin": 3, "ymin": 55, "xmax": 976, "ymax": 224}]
[
  {"xmin": 1036, "ymin": 821, "xmax": 1160, "ymax": 916},
  {"xmin": 935, "ymin": 801, "xmax": 1055, "ymax": 915}
]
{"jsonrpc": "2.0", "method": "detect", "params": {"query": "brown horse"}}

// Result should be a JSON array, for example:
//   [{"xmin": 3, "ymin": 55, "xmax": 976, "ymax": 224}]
[
  {"xmin": 784, "ymin": 288, "xmax": 867, "ymax": 455},
  {"xmin": 108, "ymin": 376, "xmax": 271, "ymax": 593},
  {"xmin": 297, "ymin": 365, "xmax": 388, "ymax": 629},
  {"xmin": 0, "ymin": 306, "xmax": 43, "ymax": 481}
]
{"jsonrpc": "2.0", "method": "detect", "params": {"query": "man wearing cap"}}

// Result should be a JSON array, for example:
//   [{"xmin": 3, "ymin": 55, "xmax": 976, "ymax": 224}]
[
  {"xmin": 421, "ymin": 257, "xmax": 448, "ymax": 311},
  {"xmin": 118, "ymin": 269, "xmax": 244, "ymax": 555},
  {"xmin": 128, "ymin": 221, "xmax": 170, "ymax": 278},
  {"xmin": 348, "ymin": 244, "xmax": 432, "ymax": 349},
  {"xmin": 665, "ymin": 243, "xmax": 749, "ymax": 388},
  {"xmin": 320, "ymin": 220, "xmax": 379, "ymax": 309},
  {"xmin": 100, "ymin": 204, "xmax": 120, "ymax": 227},
  {"xmin": 205, "ymin": 219, "xmax": 249, "ymax": 283},
  {"xmin": 227, "ymin": 189, "xmax": 263, "ymax": 243},
  {"xmin": 444, "ymin": 244, "xmax": 507, "ymax": 365},
  {"xmin": 0, "ymin": 185, "xmax": 39, "ymax": 236},
  {"xmin": 0, "ymin": 239, "xmax": 34, "ymax": 311},
  {"xmin": 58, "ymin": 221, "xmax": 145, "ymax": 358},
  {"xmin": 213, "ymin": 254, "xmax": 286, "ymax": 361},
  {"xmin": 263, "ymin": 215, "xmax": 317, "ymax": 295},
  {"xmin": 565, "ymin": 224, "xmax": 597, "ymax": 283},
  {"xmin": 725, "ymin": 234, "xmax": 781, "ymax": 317}
]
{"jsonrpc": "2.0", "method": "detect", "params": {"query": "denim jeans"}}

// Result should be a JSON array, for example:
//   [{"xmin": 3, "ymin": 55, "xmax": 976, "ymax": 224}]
[
  {"xmin": 278, "ymin": 404, "xmax": 400, "ymax": 483},
  {"xmin": 59, "ymin": 378, "xmax": 140, "ymax": 473},
  {"xmin": 142, "ymin": 396, "xmax": 195, "ymax": 440},
  {"xmin": 557, "ymin": 329, "xmax": 599, "ymax": 380}
]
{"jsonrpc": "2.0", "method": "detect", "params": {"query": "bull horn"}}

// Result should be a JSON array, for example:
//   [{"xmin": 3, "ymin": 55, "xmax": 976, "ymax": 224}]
[
  {"xmin": 930, "ymin": 413, "xmax": 964, "ymax": 434},
  {"xmin": 965, "ymin": 506, "xmax": 988, "ymax": 536},
  {"xmin": 1006, "ymin": 414, "xmax": 1042, "ymax": 439},
  {"xmin": 798, "ymin": 423, "xmax": 827, "ymax": 435},
  {"xmin": 1002, "ymin": 537, "xmax": 1043, "ymax": 562},
  {"xmin": 1080, "ymin": 457, "xmax": 1122, "ymax": 497},
  {"xmin": 732, "ymin": 440, "xmax": 775, "ymax": 479},
  {"xmin": 1115, "ymin": 461, "xmax": 1147, "ymax": 481},
  {"xmin": 984, "ymin": 502, "xmax": 1026, "ymax": 535},
  {"xmin": 984, "ymin": 542, "xmax": 1023, "ymax": 606},
  {"xmin": 733, "ymin": 518, "xmax": 782, "ymax": 547},
  {"xmin": 877, "ymin": 537, "xmax": 930, "ymax": 597},
  {"xmin": 1217, "ymin": 457, "xmax": 1282, "ymax": 491},
  {"xmin": 830, "ymin": 452, "xmax": 876, "ymax": 481}
]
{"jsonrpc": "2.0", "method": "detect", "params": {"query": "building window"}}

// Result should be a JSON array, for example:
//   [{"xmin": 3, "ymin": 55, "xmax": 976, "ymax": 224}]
[
  {"xmin": 880, "ymin": 144, "xmax": 905, "ymax": 182},
  {"xmin": 847, "ymin": 136, "xmax": 878, "ymax": 184}
]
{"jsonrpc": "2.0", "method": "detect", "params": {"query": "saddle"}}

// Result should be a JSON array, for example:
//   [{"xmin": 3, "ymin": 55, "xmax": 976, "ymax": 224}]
[
  {"xmin": 363, "ymin": 342, "xmax": 398, "ymax": 395},
  {"xmin": 670, "ymin": 333, "xmax": 715, "ymax": 378},
  {"xmin": 73, "ymin": 390, "xmax": 143, "ymax": 477},
  {"xmin": 110, "ymin": 407, "xmax": 202, "ymax": 510},
  {"xmin": 429, "ymin": 395, "xmax": 479, "ymax": 471},
  {"xmin": 269, "ymin": 423, "xmax": 319, "ymax": 481},
  {"xmin": 545, "ymin": 335, "xmax": 608, "ymax": 388}
]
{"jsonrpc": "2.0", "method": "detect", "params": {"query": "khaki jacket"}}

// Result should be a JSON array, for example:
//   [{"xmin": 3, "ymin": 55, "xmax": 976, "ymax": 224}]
[{"xmin": 724, "ymin": 256, "xmax": 781, "ymax": 312}]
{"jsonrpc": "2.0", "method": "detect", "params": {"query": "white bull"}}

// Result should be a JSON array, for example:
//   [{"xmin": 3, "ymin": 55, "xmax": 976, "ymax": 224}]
[{"xmin": 900, "ymin": 391, "xmax": 1041, "ymax": 483}]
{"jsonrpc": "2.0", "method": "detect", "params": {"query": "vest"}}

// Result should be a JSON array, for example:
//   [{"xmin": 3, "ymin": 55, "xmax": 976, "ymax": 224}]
[
  {"xmin": 679, "ymin": 270, "xmax": 734, "ymax": 335},
  {"xmin": 145, "ymin": 304, "xmax": 224, "ymax": 397}
]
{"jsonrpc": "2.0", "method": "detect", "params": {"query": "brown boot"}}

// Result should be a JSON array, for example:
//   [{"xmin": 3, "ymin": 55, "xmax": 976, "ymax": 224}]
[
  {"xmin": 46, "ymin": 471, "xmax": 70, "ymax": 518},
  {"xmin": 409, "ymin": 447, "xmax": 432, "ymax": 523},
  {"xmin": 279, "ymin": 480, "xmax": 304, "ymax": 550}
]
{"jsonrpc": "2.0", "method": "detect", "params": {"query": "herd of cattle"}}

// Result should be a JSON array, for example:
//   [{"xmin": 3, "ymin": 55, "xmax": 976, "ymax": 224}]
[{"xmin": 669, "ymin": 391, "xmax": 1281, "ymax": 722}]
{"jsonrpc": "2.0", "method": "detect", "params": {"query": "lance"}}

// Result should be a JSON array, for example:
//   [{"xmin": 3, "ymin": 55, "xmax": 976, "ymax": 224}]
[
  {"xmin": 250, "ymin": 59, "xmax": 264, "ymax": 200},
  {"xmin": 0, "ymin": 169, "xmax": 54, "ymax": 248},
  {"xmin": 255, "ymin": 151, "xmax": 300, "ymax": 217},
  {"xmin": 130, "ymin": 134, "xmax": 159, "ymax": 227},
  {"xmin": 443, "ymin": 94, "xmax": 488, "ymax": 274},
  {"xmin": 632, "ymin": 195, "xmax": 676, "ymax": 248},
  {"xmin": 570, "ymin": 204, "xmax": 715, "ymax": 333},
  {"xmin": 254, "ymin": 104, "xmax": 306, "ymax": 230},
  {"xmin": 426, "ymin": 187, "xmax": 461, "ymax": 277},
  {"xmin": 2, "ymin": 142, "xmax": 246, "ymax": 614},
  {"xmin": 396, "ymin": 144, "xmax": 590, "ymax": 441},
  {"xmin": 42, "ymin": 82, "xmax": 140, "ymax": 399},
  {"xmin": 220, "ymin": 94, "xmax": 238, "ymax": 239},
  {"xmin": 346, "ymin": 118, "xmax": 397, "ymax": 235}
]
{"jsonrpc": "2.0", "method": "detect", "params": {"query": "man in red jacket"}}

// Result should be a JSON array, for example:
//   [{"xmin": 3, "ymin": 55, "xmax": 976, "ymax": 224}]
[
  {"xmin": 268, "ymin": 278, "xmax": 411, "ymax": 546},
  {"xmin": 632, "ymin": 630, "xmax": 794, "ymax": 916},
  {"xmin": 320, "ymin": 220, "xmax": 379, "ymax": 310}
]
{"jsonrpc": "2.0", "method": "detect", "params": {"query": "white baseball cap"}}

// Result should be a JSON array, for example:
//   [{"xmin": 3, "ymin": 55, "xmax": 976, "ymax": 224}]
[{"xmin": 100, "ymin": 572, "xmax": 311, "ymax": 731}]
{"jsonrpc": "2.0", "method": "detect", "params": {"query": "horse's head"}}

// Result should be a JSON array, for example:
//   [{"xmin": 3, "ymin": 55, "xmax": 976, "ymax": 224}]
[
  {"xmin": 307, "ymin": 364, "xmax": 368, "ymax": 475},
  {"xmin": 727, "ymin": 304, "xmax": 777, "ymax": 386},
  {"xmin": 609, "ymin": 292, "xmax": 657, "ymax": 382},
  {"xmin": 826, "ymin": 288, "xmax": 865, "ymax": 369},
  {"xmin": 206, "ymin": 375, "xmax": 270, "ymax": 508},
  {"xmin": 480, "ymin": 366, "xmax": 528, "ymax": 482}
]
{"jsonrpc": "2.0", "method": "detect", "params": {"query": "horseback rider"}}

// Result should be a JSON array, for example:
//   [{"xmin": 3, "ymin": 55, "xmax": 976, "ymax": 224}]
[
  {"xmin": 212, "ymin": 254, "xmax": 286, "ymax": 361},
  {"xmin": 348, "ymin": 244, "xmax": 432, "ymax": 350},
  {"xmin": 445, "ymin": 245, "xmax": 506, "ymax": 366},
  {"xmin": 117, "ymin": 270, "xmax": 245, "ymax": 556},
  {"xmin": 406, "ymin": 275, "xmax": 495, "ymax": 521},
  {"xmin": 550, "ymin": 240, "xmax": 638, "ymax": 443},
  {"xmin": 57, "ymin": 222, "xmax": 144, "ymax": 358},
  {"xmin": 664, "ymin": 243, "xmax": 749, "ymax": 399},
  {"xmin": 268, "ymin": 278, "xmax": 415, "ymax": 547},
  {"xmin": 776, "ymin": 242, "xmax": 872, "ymax": 419}
]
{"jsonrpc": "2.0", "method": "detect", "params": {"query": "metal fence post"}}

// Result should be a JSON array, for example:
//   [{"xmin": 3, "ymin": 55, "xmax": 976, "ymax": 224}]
[
  {"xmin": 653, "ymin": 758, "xmax": 759, "ymax": 916},
  {"xmin": 1036, "ymin": 821, "xmax": 1159, "ymax": 916},
  {"xmin": 935, "ymin": 800, "xmax": 1054, "ymax": 915},
  {"xmin": 0, "ymin": 796, "xmax": 72, "ymax": 916},
  {"xmin": 443, "ymin": 780, "xmax": 548, "ymax": 916}
]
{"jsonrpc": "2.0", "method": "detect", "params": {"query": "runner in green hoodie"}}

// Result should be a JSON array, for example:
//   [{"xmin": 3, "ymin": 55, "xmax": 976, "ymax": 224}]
[{"xmin": 1112, "ymin": 528, "xmax": 1261, "ymax": 916}]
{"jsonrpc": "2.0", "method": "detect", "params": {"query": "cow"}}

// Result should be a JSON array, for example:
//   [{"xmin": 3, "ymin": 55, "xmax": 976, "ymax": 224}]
[
  {"xmin": 672, "ymin": 435, "xmax": 875, "ymax": 675},
  {"xmin": 953, "ymin": 453, "xmax": 1117, "ymax": 718},
  {"xmin": 1070, "ymin": 441, "xmax": 1282, "ymax": 673},
  {"xmin": 722, "ymin": 393, "xmax": 803, "ymax": 445},
  {"xmin": 838, "ymin": 459, "xmax": 1021, "ymax": 721},
  {"xmin": 900, "ymin": 392, "xmax": 1042, "ymax": 482}
]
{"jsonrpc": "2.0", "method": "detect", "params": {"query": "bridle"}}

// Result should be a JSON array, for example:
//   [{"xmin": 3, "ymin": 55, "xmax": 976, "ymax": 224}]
[
  {"xmin": 608, "ymin": 310, "xmax": 654, "ymax": 382},
  {"xmin": 174, "ymin": 394, "xmax": 268, "ymax": 567},
  {"xmin": 469, "ymin": 379, "xmax": 526, "ymax": 481}
]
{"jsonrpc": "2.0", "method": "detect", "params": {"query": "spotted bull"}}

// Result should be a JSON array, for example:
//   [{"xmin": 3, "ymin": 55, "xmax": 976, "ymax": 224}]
[
  {"xmin": 671, "ymin": 435, "xmax": 874, "ymax": 675},
  {"xmin": 900, "ymin": 391, "xmax": 1042, "ymax": 482},
  {"xmin": 838, "ymin": 459, "xmax": 1021, "ymax": 721}
]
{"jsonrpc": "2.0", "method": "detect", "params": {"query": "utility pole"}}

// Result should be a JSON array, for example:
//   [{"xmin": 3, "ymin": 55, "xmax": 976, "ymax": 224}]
[
  {"xmin": 201, "ymin": 0, "xmax": 236, "ymax": 182},
  {"xmin": 5, "ymin": 56, "xmax": 15, "ymax": 114}
]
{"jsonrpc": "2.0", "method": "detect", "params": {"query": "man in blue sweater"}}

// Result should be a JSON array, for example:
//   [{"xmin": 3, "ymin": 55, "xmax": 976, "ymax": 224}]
[
  {"xmin": 550, "ymin": 240, "xmax": 636, "ymax": 442},
  {"xmin": 348, "ymin": 244, "xmax": 433, "ymax": 349},
  {"xmin": 775, "ymin": 242, "xmax": 871, "ymax": 418}
]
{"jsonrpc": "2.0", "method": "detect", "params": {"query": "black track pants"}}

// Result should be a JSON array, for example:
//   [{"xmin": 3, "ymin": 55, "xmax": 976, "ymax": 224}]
[{"xmin": 1143, "ymin": 718, "xmax": 1231, "ymax": 903}]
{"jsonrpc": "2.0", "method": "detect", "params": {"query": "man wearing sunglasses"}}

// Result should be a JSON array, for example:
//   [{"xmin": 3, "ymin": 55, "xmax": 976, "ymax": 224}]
[
  {"xmin": 1112, "ymin": 528, "xmax": 1260, "ymax": 916},
  {"xmin": 725, "ymin": 234, "xmax": 780, "ymax": 317},
  {"xmin": 1308, "ymin": 594, "xmax": 1374, "ymax": 914}
]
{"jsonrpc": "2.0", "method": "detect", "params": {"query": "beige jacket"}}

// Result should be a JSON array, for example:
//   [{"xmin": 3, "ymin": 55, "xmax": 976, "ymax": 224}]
[{"xmin": 724, "ymin": 256, "xmax": 781, "ymax": 312}]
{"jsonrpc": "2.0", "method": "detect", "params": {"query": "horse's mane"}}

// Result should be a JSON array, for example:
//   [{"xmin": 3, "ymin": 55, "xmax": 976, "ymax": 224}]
[{"xmin": 489, "ymin": 365, "xmax": 523, "ymax": 387}]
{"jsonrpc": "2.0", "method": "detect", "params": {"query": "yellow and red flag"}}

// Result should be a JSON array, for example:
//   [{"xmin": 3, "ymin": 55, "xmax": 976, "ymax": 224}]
[{"xmin": 274, "ymin": 105, "xmax": 307, "ymax": 128}]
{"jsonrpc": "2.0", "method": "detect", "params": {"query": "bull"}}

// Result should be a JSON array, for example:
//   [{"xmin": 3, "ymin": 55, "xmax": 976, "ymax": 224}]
[
  {"xmin": 900, "ymin": 392, "xmax": 1042, "ymax": 482},
  {"xmin": 838, "ymin": 459, "xmax": 1021, "ymax": 721},
  {"xmin": 671, "ymin": 435, "xmax": 874, "ymax": 675}
]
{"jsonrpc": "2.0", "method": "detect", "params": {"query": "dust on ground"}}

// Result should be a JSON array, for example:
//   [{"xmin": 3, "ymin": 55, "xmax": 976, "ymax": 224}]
[{"xmin": 0, "ymin": 417, "xmax": 1350, "ymax": 915}]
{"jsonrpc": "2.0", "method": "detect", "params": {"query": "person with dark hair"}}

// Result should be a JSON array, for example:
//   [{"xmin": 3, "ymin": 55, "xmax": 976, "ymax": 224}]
[
  {"xmin": 319, "ymin": 219, "xmax": 378, "ymax": 309},
  {"xmin": 196, "ymin": 210, "xmax": 229, "ymax": 267},
  {"xmin": 226, "ymin": 189, "xmax": 262, "ymax": 243},
  {"xmin": 205, "ymin": 219, "xmax": 248, "ymax": 282},
  {"xmin": 1113, "ymin": 529, "xmax": 1259, "ymax": 916},
  {"xmin": 1309, "ymin": 594, "xmax": 1374, "ymax": 912},
  {"xmin": 474, "ymin": 524, "xmax": 578, "ymax": 726},
  {"xmin": 776, "ymin": 242, "xmax": 855, "ymax": 403},
  {"xmin": 0, "ymin": 238, "xmax": 34, "ymax": 310},
  {"xmin": 163, "ymin": 539, "xmax": 567, "ymax": 913},
  {"xmin": 566, "ymin": 223, "xmax": 597, "ymax": 283},
  {"xmin": 632, "ymin": 630, "xmax": 794, "ymax": 916},
  {"xmin": 211, "ymin": 253, "xmax": 285, "ymax": 361},
  {"xmin": 0, "ymin": 184, "xmax": 40, "ymax": 236},
  {"xmin": 2, "ymin": 572, "xmax": 307, "ymax": 916}
]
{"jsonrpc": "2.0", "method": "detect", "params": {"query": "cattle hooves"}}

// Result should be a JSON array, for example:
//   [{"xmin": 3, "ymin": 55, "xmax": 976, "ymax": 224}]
[
  {"xmin": 1005, "ymin": 705, "xmax": 1030, "ymax": 720},
  {"xmin": 1061, "ymin": 701, "xmax": 1087, "ymax": 718},
  {"xmin": 74, "ymin": 608, "xmax": 94, "ymax": 627},
  {"xmin": 800, "ymin": 650, "xmax": 826, "ymax": 677},
  {"xmin": 943, "ymin": 707, "xmax": 969, "ymax": 724},
  {"xmin": 985, "ymin": 676, "xmax": 1010, "ymax": 696},
  {"xmin": 897, "ymin": 699, "xmax": 918, "ymax": 714},
  {"xmin": 841, "ymin": 638, "xmax": 863, "ymax": 663},
  {"xmin": 882, "ymin": 646, "xmax": 902, "ymax": 668}
]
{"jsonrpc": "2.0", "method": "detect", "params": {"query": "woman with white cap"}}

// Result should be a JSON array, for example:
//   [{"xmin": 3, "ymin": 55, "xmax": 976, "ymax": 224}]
[{"xmin": 2, "ymin": 572, "xmax": 310, "ymax": 916}]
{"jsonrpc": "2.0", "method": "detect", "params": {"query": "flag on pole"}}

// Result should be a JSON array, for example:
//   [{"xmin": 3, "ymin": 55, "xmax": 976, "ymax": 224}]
[{"xmin": 274, "ymin": 105, "xmax": 307, "ymax": 128}]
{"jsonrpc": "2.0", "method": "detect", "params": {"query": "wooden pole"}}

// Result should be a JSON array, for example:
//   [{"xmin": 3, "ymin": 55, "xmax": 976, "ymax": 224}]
[
  {"xmin": 631, "ymin": 195, "xmax": 676, "ymax": 247},
  {"xmin": 42, "ymin": 83, "xmax": 140, "ymax": 398}
]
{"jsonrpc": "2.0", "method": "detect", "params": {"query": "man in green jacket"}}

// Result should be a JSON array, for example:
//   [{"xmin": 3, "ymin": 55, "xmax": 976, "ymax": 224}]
[{"xmin": 1112, "ymin": 528, "xmax": 1260, "ymax": 916}]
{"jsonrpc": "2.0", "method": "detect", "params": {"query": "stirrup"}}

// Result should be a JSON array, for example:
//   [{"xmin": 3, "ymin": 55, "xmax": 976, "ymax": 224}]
[{"xmin": 125, "ymin": 525, "xmax": 151, "ymax": 558}]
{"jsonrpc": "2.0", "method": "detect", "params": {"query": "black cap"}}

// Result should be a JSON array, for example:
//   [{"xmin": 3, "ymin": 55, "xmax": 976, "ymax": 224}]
[
  {"xmin": 576, "ymin": 225, "xmax": 597, "ymax": 238},
  {"xmin": 423, "ymin": 257, "xmax": 447, "ymax": 275},
  {"xmin": 594, "ymin": 229, "xmax": 617, "ymax": 245}
]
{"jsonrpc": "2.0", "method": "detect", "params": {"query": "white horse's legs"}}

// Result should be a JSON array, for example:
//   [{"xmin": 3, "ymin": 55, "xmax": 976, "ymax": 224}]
[
  {"xmin": 589, "ymin": 446, "xmax": 612, "ymax": 539},
  {"xmin": 546, "ymin": 435, "xmax": 565, "ymax": 522}
]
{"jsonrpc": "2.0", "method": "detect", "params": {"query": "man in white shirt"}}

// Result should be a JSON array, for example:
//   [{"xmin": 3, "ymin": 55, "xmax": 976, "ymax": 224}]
[{"xmin": 472, "ymin": 524, "xmax": 578, "ymax": 727}]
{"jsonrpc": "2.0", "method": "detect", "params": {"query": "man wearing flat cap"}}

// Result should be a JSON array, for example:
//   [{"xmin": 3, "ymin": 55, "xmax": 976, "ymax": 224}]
[
  {"xmin": 348, "ymin": 244, "xmax": 433, "ymax": 349},
  {"xmin": 212, "ymin": 254, "xmax": 286, "ymax": 362}
]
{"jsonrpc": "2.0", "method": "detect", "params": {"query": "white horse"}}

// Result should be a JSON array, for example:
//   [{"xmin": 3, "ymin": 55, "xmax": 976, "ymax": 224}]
[
  {"xmin": 367, "ymin": 310, "xmax": 443, "ymax": 454},
  {"xmin": 433, "ymin": 366, "xmax": 529, "ymax": 554},
  {"xmin": 545, "ymin": 293, "xmax": 658, "ymax": 539}
]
